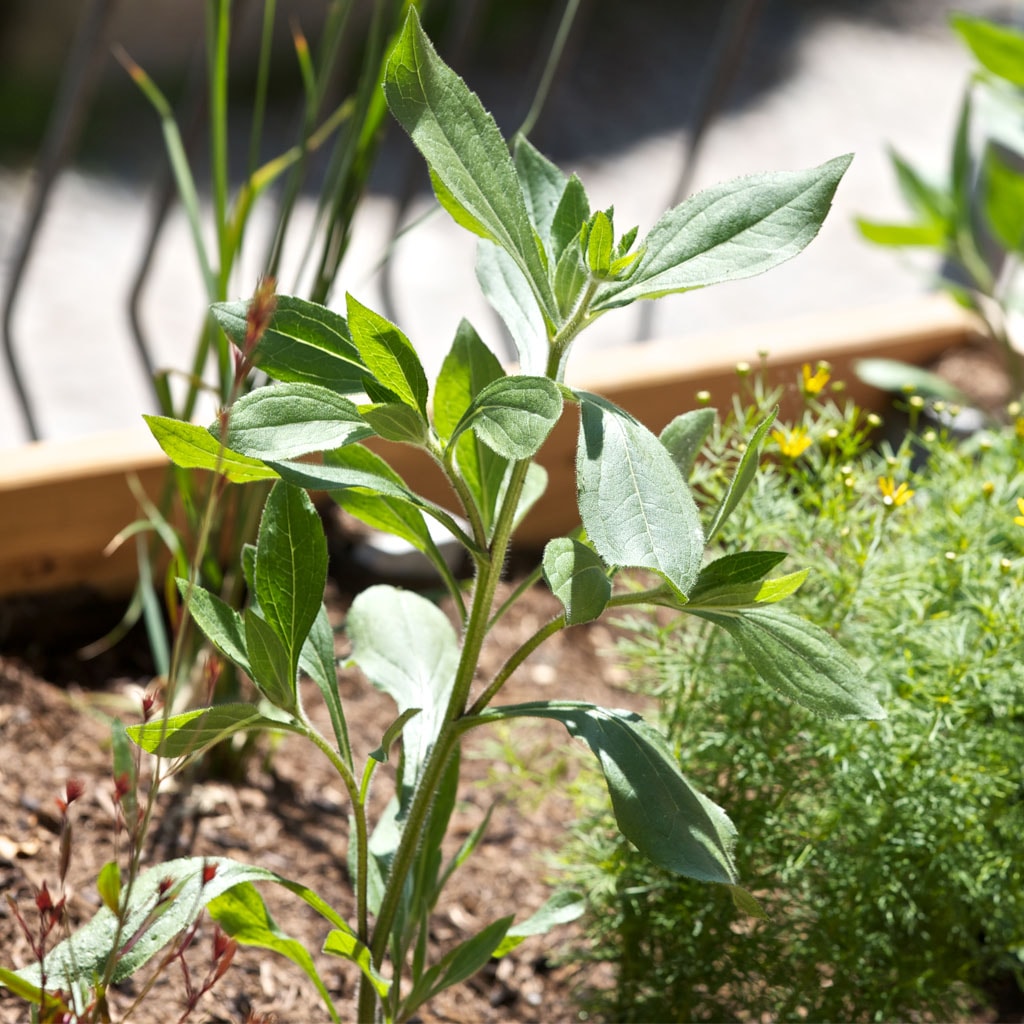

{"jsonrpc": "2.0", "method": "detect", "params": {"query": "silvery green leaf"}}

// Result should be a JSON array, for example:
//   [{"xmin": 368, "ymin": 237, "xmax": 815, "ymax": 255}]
[
  {"xmin": 220, "ymin": 383, "xmax": 372, "ymax": 460},
  {"xmin": 592, "ymin": 155, "xmax": 852, "ymax": 310},
  {"xmin": 577, "ymin": 392, "xmax": 703, "ymax": 599}
]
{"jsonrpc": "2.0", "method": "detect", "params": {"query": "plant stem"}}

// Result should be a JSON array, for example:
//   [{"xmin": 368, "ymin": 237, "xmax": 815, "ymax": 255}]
[{"xmin": 357, "ymin": 458, "xmax": 532, "ymax": 1021}]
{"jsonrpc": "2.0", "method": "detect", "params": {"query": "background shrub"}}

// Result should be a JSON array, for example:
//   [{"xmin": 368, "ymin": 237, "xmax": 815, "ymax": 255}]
[{"xmin": 562, "ymin": 380, "xmax": 1024, "ymax": 1022}]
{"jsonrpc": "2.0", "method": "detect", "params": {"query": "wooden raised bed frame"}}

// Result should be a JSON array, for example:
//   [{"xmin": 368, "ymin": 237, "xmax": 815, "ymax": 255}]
[{"xmin": 0, "ymin": 296, "xmax": 980, "ymax": 599}]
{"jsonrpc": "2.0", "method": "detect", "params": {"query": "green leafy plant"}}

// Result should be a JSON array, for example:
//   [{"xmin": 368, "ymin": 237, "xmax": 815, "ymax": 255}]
[
  {"xmin": 858, "ymin": 11, "xmax": 1024, "ymax": 399},
  {"xmin": 1, "ymin": 11, "xmax": 880, "ymax": 1022},
  {"xmin": 562, "ymin": 370, "xmax": 1024, "ymax": 1022}
]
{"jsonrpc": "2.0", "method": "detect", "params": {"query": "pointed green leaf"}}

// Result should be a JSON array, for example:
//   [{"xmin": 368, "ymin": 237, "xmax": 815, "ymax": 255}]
[
  {"xmin": 513, "ymin": 134, "xmax": 568, "ymax": 249},
  {"xmin": 97, "ymin": 860, "xmax": 121, "ymax": 914},
  {"xmin": 269, "ymin": 456, "xmax": 478, "ymax": 556},
  {"xmin": 402, "ymin": 916, "xmax": 514, "ymax": 1017},
  {"xmin": 434, "ymin": 319, "xmax": 506, "ymax": 440},
  {"xmin": 476, "ymin": 240, "xmax": 550, "ymax": 376},
  {"xmin": 577, "ymin": 392, "xmax": 704, "ymax": 598},
  {"xmin": 208, "ymin": 883, "xmax": 340, "ymax": 1022},
  {"xmin": 254, "ymin": 482, "xmax": 328, "ymax": 692},
  {"xmin": 325, "ymin": 446, "xmax": 445, "ymax": 563},
  {"xmin": 299, "ymin": 605, "xmax": 350, "ymax": 764},
  {"xmin": 854, "ymin": 357, "xmax": 968, "ymax": 402},
  {"xmin": 660, "ymin": 407, "xmax": 716, "ymax": 479},
  {"xmin": 888, "ymin": 147, "xmax": 952, "ymax": 224},
  {"xmin": 586, "ymin": 210, "xmax": 614, "ymax": 277},
  {"xmin": 212, "ymin": 296, "xmax": 368, "ymax": 392},
  {"xmin": 245, "ymin": 609, "xmax": 297, "ymax": 711},
  {"xmin": 952, "ymin": 12, "xmax": 1024, "ymax": 87},
  {"xmin": 689, "ymin": 605, "xmax": 885, "ymax": 719},
  {"xmin": 543, "ymin": 537, "xmax": 610, "ymax": 625},
  {"xmin": 687, "ymin": 552, "xmax": 808, "ymax": 609},
  {"xmin": 553, "ymin": 230, "xmax": 589, "ymax": 319},
  {"xmin": 347, "ymin": 586, "xmax": 459, "ymax": 791},
  {"xmin": 493, "ymin": 891, "xmax": 587, "ymax": 957},
  {"xmin": 127, "ymin": 703, "xmax": 300, "ymax": 759},
  {"xmin": 359, "ymin": 401, "xmax": 429, "ymax": 445},
  {"xmin": 550, "ymin": 174, "xmax": 591, "ymax": 261},
  {"xmin": 435, "ymin": 320, "xmax": 508, "ymax": 531},
  {"xmin": 450, "ymin": 375, "xmax": 563, "ymax": 460},
  {"xmin": 689, "ymin": 551, "xmax": 788, "ymax": 598},
  {"xmin": 593, "ymin": 155, "xmax": 853, "ymax": 310},
  {"xmin": 323, "ymin": 929, "xmax": 391, "ymax": 997},
  {"xmin": 384, "ymin": 9, "xmax": 556, "ymax": 322},
  {"xmin": 706, "ymin": 409, "xmax": 776, "ymax": 544},
  {"xmin": 144, "ymin": 414, "xmax": 276, "ymax": 483},
  {"xmin": 219, "ymin": 383, "xmax": 371, "ymax": 460},
  {"xmin": 485, "ymin": 701, "xmax": 738, "ymax": 883},
  {"xmin": 346, "ymin": 293, "xmax": 428, "ymax": 415},
  {"xmin": 176, "ymin": 579, "xmax": 251, "ymax": 676}
]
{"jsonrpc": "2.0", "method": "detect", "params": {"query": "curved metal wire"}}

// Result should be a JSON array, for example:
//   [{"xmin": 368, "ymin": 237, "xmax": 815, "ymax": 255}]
[{"xmin": 1, "ymin": 0, "xmax": 121, "ymax": 441}]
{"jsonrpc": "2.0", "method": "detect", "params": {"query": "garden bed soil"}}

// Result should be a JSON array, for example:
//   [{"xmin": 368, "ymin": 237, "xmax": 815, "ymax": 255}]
[{"xmin": 0, "ymin": 569, "xmax": 638, "ymax": 1024}]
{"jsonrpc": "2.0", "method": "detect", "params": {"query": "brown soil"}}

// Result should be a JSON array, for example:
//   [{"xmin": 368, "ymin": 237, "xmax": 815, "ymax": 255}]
[{"xmin": 0, "ymin": 570, "xmax": 643, "ymax": 1024}]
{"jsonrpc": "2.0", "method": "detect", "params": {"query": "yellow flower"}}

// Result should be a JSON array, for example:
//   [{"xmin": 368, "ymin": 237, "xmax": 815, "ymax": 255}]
[
  {"xmin": 878, "ymin": 476, "xmax": 914, "ymax": 507},
  {"xmin": 802, "ymin": 362, "xmax": 830, "ymax": 396},
  {"xmin": 1014, "ymin": 497, "xmax": 1024, "ymax": 526},
  {"xmin": 772, "ymin": 426, "xmax": 813, "ymax": 459}
]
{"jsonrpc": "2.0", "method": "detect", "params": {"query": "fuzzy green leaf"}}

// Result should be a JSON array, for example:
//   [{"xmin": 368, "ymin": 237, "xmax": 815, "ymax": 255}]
[
  {"xmin": 212, "ymin": 296, "xmax": 368, "ymax": 392},
  {"xmin": 347, "ymin": 586, "xmax": 459, "ymax": 796},
  {"xmin": 486, "ymin": 702, "xmax": 738, "ymax": 884},
  {"xmin": 220, "ymin": 383, "xmax": 371, "ymax": 460},
  {"xmin": 514, "ymin": 135, "xmax": 568, "ymax": 249},
  {"xmin": 706, "ymin": 410, "xmax": 776, "ymax": 544},
  {"xmin": 451, "ymin": 376, "xmax": 562, "ymax": 460},
  {"xmin": 253, "ymin": 483, "xmax": 327, "ymax": 697},
  {"xmin": 245, "ymin": 611, "xmax": 298, "ymax": 710},
  {"xmin": 359, "ymin": 402, "xmax": 429, "ymax": 445},
  {"xmin": 435, "ymin": 320, "xmax": 508, "ymax": 531},
  {"xmin": 208, "ymin": 883, "xmax": 340, "ymax": 1022},
  {"xmin": 127, "ymin": 703, "xmax": 300, "ymax": 759},
  {"xmin": 402, "ymin": 916, "xmax": 515, "ymax": 1017},
  {"xmin": 587, "ymin": 210, "xmax": 614, "ymax": 277},
  {"xmin": 177, "ymin": 579, "xmax": 251, "ymax": 676},
  {"xmin": 493, "ymin": 891, "xmax": 587, "ymax": 957},
  {"xmin": 660, "ymin": 408, "xmax": 716, "ymax": 480},
  {"xmin": 550, "ymin": 174, "xmax": 591, "ymax": 261},
  {"xmin": 144, "ymin": 415, "xmax": 276, "ymax": 483},
  {"xmin": 384, "ymin": 9, "xmax": 556, "ymax": 322},
  {"xmin": 543, "ymin": 537, "xmax": 611, "ymax": 625},
  {"xmin": 323, "ymin": 929, "xmax": 391, "ymax": 997},
  {"xmin": 577, "ymin": 392, "xmax": 704, "ymax": 599},
  {"xmin": 96, "ymin": 861, "xmax": 121, "ymax": 914},
  {"xmin": 593, "ymin": 155, "xmax": 852, "ymax": 310},
  {"xmin": 346, "ymin": 293, "xmax": 429, "ymax": 415},
  {"xmin": 690, "ymin": 605, "xmax": 885, "ymax": 719},
  {"xmin": 476, "ymin": 239, "xmax": 550, "ymax": 376}
]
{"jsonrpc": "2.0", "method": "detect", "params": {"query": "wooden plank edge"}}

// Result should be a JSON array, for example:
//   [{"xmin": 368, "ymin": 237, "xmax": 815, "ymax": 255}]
[{"xmin": 0, "ymin": 297, "xmax": 980, "ymax": 598}]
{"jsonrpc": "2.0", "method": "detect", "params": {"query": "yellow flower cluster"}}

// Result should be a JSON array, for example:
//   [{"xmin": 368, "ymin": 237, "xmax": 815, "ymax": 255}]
[{"xmin": 1015, "ymin": 497, "xmax": 1024, "ymax": 526}]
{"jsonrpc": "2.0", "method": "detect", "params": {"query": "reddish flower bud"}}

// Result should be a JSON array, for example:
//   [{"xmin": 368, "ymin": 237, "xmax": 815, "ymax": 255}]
[
  {"xmin": 113, "ymin": 771, "xmax": 132, "ymax": 804},
  {"xmin": 35, "ymin": 883, "xmax": 54, "ymax": 915},
  {"xmin": 201, "ymin": 861, "xmax": 218, "ymax": 886}
]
